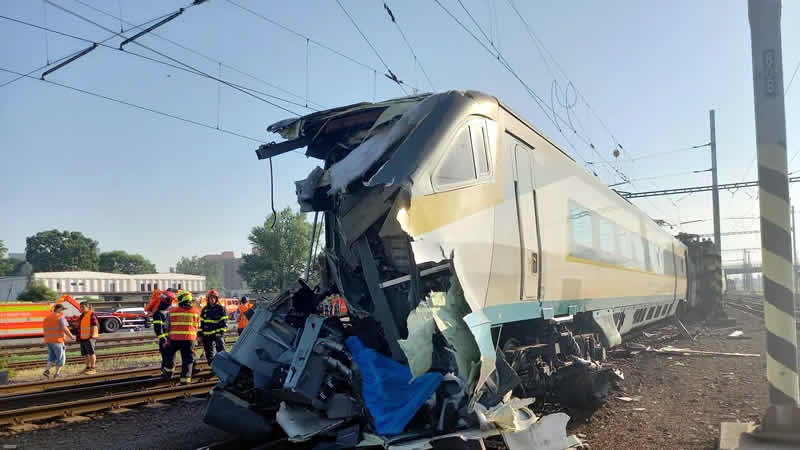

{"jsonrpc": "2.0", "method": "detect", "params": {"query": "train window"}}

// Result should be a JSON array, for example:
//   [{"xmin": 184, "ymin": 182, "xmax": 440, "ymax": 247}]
[
  {"xmin": 433, "ymin": 126, "xmax": 477, "ymax": 188},
  {"xmin": 649, "ymin": 244, "xmax": 661, "ymax": 273},
  {"xmin": 632, "ymin": 237, "xmax": 645, "ymax": 269},
  {"xmin": 597, "ymin": 217, "xmax": 616, "ymax": 256},
  {"xmin": 568, "ymin": 202, "xmax": 593, "ymax": 252},
  {"xmin": 663, "ymin": 249, "xmax": 675, "ymax": 276},
  {"xmin": 618, "ymin": 229, "xmax": 633, "ymax": 264},
  {"xmin": 471, "ymin": 122, "xmax": 490, "ymax": 176}
]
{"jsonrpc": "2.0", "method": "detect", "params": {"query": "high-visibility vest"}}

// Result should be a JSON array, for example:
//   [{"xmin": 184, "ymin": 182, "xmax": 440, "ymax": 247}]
[
  {"xmin": 237, "ymin": 304, "xmax": 252, "ymax": 329},
  {"xmin": 79, "ymin": 312, "xmax": 98, "ymax": 339},
  {"xmin": 42, "ymin": 312, "xmax": 66, "ymax": 344},
  {"xmin": 167, "ymin": 306, "xmax": 200, "ymax": 341}
]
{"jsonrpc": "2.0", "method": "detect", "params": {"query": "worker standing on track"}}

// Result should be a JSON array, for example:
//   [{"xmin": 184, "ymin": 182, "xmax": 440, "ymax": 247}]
[
  {"xmin": 153, "ymin": 291, "xmax": 175, "ymax": 376},
  {"xmin": 199, "ymin": 289, "xmax": 226, "ymax": 362},
  {"xmin": 162, "ymin": 291, "xmax": 200, "ymax": 384},
  {"xmin": 233, "ymin": 296, "xmax": 252, "ymax": 336},
  {"xmin": 42, "ymin": 304, "xmax": 75, "ymax": 379},
  {"xmin": 77, "ymin": 302, "xmax": 100, "ymax": 375}
]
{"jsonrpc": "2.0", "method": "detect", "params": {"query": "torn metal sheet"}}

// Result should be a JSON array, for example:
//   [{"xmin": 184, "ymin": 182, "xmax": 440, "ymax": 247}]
[
  {"xmin": 384, "ymin": 427, "xmax": 503, "ymax": 450},
  {"xmin": 502, "ymin": 412, "xmax": 574, "ymax": 450},
  {"xmin": 463, "ymin": 309, "xmax": 497, "ymax": 401},
  {"xmin": 398, "ymin": 298, "xmax": 437, "ymax": 379},
  {"xmin": 276, "ymin": 402, "xmax": 345, "ymax": 442},
  {"xmin": 651, "ymin": 346, "xmax": 760, "ymax": 357},
  {"xmin": 430, "ymin": 277, "xmax": 480, "ymax": 383},
  {"xmin": 329, "ymin": 94, "xmax": 439, "ymax": 195},
  {"xmin": 474, "ymin": 397, "xmax": 538, "ymax": 432}
]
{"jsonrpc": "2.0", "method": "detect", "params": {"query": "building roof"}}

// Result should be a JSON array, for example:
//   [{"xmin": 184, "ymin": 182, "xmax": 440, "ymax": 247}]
[{"xmin": 31, "ymin": 271, "xmax": 205, "ymax": 280}]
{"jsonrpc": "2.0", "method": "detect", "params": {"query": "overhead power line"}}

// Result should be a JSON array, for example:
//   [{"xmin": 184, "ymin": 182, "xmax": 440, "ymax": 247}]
[
  {"xmin": 618, "ymin": 176, "xmax": 800, "ymax": 199},
  {"xmin": 335, "ymin": 0, "xmax": 407, "ymax": 94},
  {"xmin": 0, "ymin": 66, "xmax": 266, "ymax": 144},
  {"xmin": 0, "ymin": 15, "xmax": 317, "ymax": 112},
  {"xmin": 44, "ymin": 0, "xmax": 302, "ymax": 116},
  {"xmin": 383, "ymin": 3, "xmax": 435, "ymax": 91},
  {"xmin": 71, "ymin": 0, "xmax": 325, "ymax": 110},
  {"xmin": 618, "ymin": 143, "xmax": 710, "ymax": 163},
  {"xmin": 224, "ymin": 0, "xmax": 419, "ymax": 95}
]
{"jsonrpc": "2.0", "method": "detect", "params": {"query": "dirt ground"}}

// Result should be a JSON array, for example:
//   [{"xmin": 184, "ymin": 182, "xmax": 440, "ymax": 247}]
[
  {"xmin": 570, "ymin": 307, "xmax": 772, "ymax": 450},
  {"xmin": 0, "ymin": 307, "xmax": 783, "ymax": 450}
]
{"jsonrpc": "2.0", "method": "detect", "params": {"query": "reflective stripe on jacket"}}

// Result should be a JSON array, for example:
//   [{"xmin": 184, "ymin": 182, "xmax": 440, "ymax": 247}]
[
  {"xmin": 152, "ymin": 310, "xmax": 168, "ymax": 340},
  {"xmin": 200, "ymin": 304, "xmax": 227, "ymax": 336},
  {"xmin": 43, "ymin": 312, "xmax": 65, "ymax": 343},
  {"xmin": 79, "ymin": 312, "xmax": 98, "ymax": 339},
  {"xmin": 237, "ymin": 304, "xmax": 252, "ymax": 329},
  {"xmin": 167, "ymin": 306, "xmax": 200, "ymax": 341}
]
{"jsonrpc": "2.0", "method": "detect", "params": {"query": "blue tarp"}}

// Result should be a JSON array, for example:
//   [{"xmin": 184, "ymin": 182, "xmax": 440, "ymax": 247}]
[{"xmin": 346, "ymin": 336, "xmax": 443, "ymax": 435}]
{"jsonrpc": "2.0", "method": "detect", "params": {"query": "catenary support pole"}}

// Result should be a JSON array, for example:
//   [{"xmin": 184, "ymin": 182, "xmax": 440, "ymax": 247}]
[
  {"xmin": 793, "ymin": 206, "xmax": 797, "ymax": 293},
  {"xmin": 710, "ymin": 110, "xmax": 721, "ymax": 254},
  {"xmin": 748, "ymin": 0, "xmax": 800, "ymax": 426}
]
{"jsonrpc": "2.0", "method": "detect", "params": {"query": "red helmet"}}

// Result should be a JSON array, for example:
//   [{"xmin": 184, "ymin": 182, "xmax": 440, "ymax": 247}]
[
  {"xmin": 207, "ymin": 289, "xmax": 219, "ymax": 298},
  {"xmin": 160, "ymin": 291, "xmax": 176, "ymax": 304}
]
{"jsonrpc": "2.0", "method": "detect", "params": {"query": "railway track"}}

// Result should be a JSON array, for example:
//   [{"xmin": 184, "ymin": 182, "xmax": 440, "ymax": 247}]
[
  {"xmin": 6, "ymin": 348, "xmax": 165, "ymax": 370},
  {"xmin": 0, "ymin": 380, "xmax": 217, "ymax": 425},
  {"xmin": 725, "ymin": 293, "xmax": 800, "ymax": 328},
  {"xmin": 5, "ymin": 337, "xmax": 238, "ymax": 357},
  {"xmin": 0, "ymin": 362, "xmax": 210, "ymax": 396},
  {"xmin": 0, "ymin": 369, "xmax": 217, "ymax": 410},
  {"xmin": 2, "ymin": 332, "xmax": 236, "ymax": 354}
]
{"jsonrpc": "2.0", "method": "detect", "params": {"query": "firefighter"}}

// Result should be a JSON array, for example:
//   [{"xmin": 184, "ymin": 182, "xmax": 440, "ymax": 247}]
[
  {"xmin": 199, "ymin": 289, "xmax": 226, "ymax": 362},
  {"xmin": 162, "ymin": 290, "xmax": 200, "ymax": 384},
  {"xmin": 153, "ymin": 291, "xmax": 175, "ymax": 376},
  {"xmin": 234, "ymin": 296, "xmax": 252, "ymax": 335}
]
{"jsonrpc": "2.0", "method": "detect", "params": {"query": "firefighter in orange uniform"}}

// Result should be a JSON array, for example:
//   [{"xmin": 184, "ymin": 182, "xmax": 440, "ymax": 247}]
[
  {"xmin": 162, "ymin": 291, "xmax": 200, "ymax": 384},
  {"xmin": 234, "ymin": 296, "xmax": 252, "ymax": 335}
]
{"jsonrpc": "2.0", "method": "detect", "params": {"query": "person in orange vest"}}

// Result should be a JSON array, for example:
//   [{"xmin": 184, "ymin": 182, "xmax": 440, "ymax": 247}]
[
  {"xmin": 162, "ymin": 290, "xmax": 200, "ymax": 384},
  {"xmin": 77, "ymin": 302, "xmax": 100, "ymax": 375},
  {"xmin": 42, "ymin": 304, "xmax": 75, "ymax": 379},
  {"xmin": 233, "ymin": 296, "xmax": 253, "ymax": 335}
]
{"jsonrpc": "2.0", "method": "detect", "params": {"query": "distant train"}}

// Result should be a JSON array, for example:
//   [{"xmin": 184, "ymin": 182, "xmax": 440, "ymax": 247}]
[{"xmin": 205, "ymin": 91, "xmax": 717, "ymax": 445}]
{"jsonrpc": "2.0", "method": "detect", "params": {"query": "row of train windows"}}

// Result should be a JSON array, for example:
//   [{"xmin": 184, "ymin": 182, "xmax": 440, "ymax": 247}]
[
  {"xmin": 632, "ymin": 303, "xmax": 674, "ymax": 324},
  {"xmin": 568, "ymin": 200, "xmax": 686, "ymax": 276}
]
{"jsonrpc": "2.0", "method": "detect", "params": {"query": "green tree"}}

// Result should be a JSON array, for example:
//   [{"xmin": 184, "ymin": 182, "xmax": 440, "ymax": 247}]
[
  {"xmin": 0, "ymin": 240, "xmax": 15, "ymax": 276},
  {"xmin": 99, "ymin": 250, "xmax": 156, "ymax": 274},
  {"xmin": 17, "ymin": 281, "xmax": 59, "ymax": 302},
  {"xmin": 26, "ymin": 230, "xmax": 99, "ymax": 272},
  {"xmin": 239, "ymin": 207, "xmax": 313, "ymax": 294},
  {"xmin": 175, "ymin": 256, "xmax": 223, "ymax": 290}
]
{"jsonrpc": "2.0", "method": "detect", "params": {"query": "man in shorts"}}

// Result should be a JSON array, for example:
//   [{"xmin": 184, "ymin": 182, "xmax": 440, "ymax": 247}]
[
  {"xmin": 42, "ymin": 304, "xmax": 75, "ymax": 379},
  {"xmin": 77, "ymin": 301, "xmax": 100, "ymax": 374}
]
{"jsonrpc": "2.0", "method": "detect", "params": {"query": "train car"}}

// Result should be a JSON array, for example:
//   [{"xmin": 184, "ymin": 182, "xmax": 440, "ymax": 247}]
[{"xmin": 205, "ymin": 91, "xmax": 698, "ymax": 445}]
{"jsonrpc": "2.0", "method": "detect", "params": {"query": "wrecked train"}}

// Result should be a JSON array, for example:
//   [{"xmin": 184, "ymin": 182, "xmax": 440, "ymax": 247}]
[{"xmin": 203, "ymin": 91, "xmax": 699, "ymax": 446}]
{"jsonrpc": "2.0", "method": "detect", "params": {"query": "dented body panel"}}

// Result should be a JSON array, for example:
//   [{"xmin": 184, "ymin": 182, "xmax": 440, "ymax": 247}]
[{"xmin": 206, "ymin": 90, "xmax": 700, "ymax": 447}]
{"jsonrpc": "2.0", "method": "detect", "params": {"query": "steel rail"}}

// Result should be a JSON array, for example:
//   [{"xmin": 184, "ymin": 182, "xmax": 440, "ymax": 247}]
[
  {"xmin": 2, "ymin": 331, "xmax": 236, "ymax": 352},
  {"xmin": 0, "ymin": 370, "xmax": 216, "ymax": 410},
  {"xmin": 5, "ymin": 337, "xmax": 237, "ymax": 357},
  {"xmin": 0, "ymin": 362, "xmax": 211, "ymax": 396},
  {"xmin": 7, "ymin": 348, "xmax": 164, "ymax": 370},
  {"xmin": 0, "ymin": 380, "xmax": 217, "ymax": 425}
]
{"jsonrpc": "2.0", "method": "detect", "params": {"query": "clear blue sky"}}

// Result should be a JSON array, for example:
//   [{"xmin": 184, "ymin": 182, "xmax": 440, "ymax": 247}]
[{"xmin": 2, "ymin": 0, "xmax": 799, "ymax": 271}]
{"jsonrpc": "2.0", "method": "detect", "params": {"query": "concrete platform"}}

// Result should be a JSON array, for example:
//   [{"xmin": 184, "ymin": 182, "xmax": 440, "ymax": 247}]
[{"xmin": 719, "ymin": 422, "xmax": 800, "ymax": 449}]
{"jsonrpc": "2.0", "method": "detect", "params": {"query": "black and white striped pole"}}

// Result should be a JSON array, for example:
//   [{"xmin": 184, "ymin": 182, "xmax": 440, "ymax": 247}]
[{"xmin": 748, "ymin": 0, "xmax": 800, "ymax": 433}]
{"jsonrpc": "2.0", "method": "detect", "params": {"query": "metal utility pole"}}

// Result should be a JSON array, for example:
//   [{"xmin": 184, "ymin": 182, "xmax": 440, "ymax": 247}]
[
  {"xmin": 748, "ymin": 0, "xmax": 799, "ymax": 425},
  {"xmin": 710, "ymin": 110, "xmax": 721, "ymax": 254},
  {"xmin": 793, "ymin": 206, "xmax": 798, "ymax": 294}
]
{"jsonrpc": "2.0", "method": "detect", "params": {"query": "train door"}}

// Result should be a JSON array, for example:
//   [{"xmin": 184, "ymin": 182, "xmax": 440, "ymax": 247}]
[{"xmin": 513, "ymin": 141, "xmax": 541, "ymax": 300}]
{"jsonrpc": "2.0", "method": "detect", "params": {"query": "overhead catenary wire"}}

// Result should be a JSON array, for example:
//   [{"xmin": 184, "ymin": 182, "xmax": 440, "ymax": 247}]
[
  {"xmin": 224, "ymin": 0, "xmax": 420, "ymax": 95},
  {"xmin": 335, "ymin": 0, "xmax": 407, "ymax": 95},
  {"xmin": 435, "ymin": 0, "xmax": 631, "ymax": 185},
  {"xmin": 0, "ymin": 66, "xmax": 268, "ymax": 144},
  {"xmin": 383, "ymin": 3, "xmax": 435, "ymax": 91},
  {"xmin": 0, "ymin": 9, "xmax": 176, "ymax": 89},
  {"xmin": 45, "ymin": 0, "xmax": 303, "ymax": 116},
  {"xmin": 0, "ymin": 15, "xmax": 318, "ymax": 112},
  {"xmin": 71, "ymin": 0, "xmax": 326, "ymax": 110}
]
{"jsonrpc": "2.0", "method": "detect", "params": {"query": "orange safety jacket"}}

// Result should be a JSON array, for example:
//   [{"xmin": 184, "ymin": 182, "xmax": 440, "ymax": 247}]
[
  {"xmin": 42, "ymin": 312, "xmax": 66, "ymax": 344},
  {"xmin": 237, "ymin": 304, "xmax": 252, "ymax": 329},
  {"xmin": 79, "ymin": 312, "xmax": 98, "ymax": 340},
  {"xmin": 167, "ymin": 306, "xmax": 200, "ymax": 341}
]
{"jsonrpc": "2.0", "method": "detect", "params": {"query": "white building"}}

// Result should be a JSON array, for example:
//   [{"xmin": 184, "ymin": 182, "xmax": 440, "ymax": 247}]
[{"xmin": 0, "ymin": 271, "xmax": 206, "ymax": 301}]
